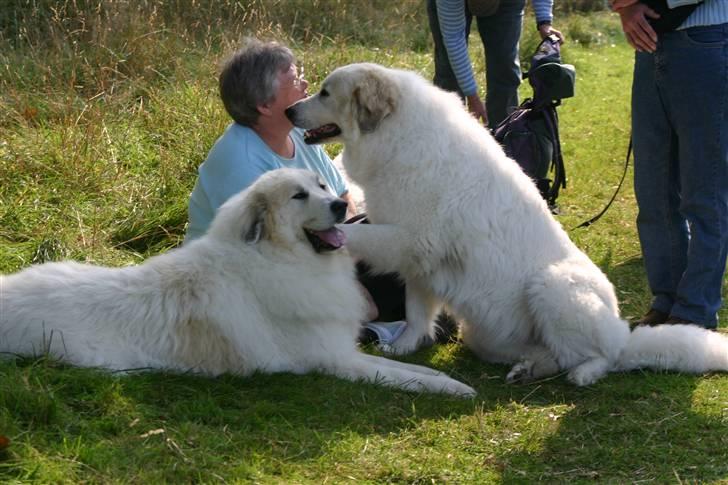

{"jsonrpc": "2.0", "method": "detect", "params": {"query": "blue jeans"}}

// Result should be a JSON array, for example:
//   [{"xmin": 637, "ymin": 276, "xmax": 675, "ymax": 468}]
[
  {"xmin": 632, "ymin": 23, "xmax": 728, "ymax": 329},
  {"xmin": 426, "ymin": 0, "xmax": 525, "ymax": 126}
]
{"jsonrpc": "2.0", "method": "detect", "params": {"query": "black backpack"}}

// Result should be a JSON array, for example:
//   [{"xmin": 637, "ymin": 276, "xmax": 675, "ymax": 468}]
[{"xmin": 493, "ymin": 35, "xmax": 575, "ymax": 211}]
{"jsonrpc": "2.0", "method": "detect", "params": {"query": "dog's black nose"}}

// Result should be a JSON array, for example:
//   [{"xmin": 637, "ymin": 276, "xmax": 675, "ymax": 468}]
[
  {"xmin": 330, "ymin": 199, "xmax": 348, "ymax": 221},
  {"xmin": 285, "ymin": 106, "xmax": 296, "ymax": 122}
]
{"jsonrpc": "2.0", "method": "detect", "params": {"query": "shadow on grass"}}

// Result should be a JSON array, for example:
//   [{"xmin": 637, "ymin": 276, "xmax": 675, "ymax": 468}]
[
  {"xmin": 1, "ymin": 343, "xmax": 727, "ymax": 482},
  {"xmin": 2, "ymin": 246, "xmax": 727, "ymax": 483},
  {"xmin": 0, "ymin": 349, "xmax": 493, "ymax": 481},
  {"xmin": 500, "ymin": 371, "xmax": 728, "ymax": 482},
  {"xmin": 377, "ymin": 253, "xmax": 727, "ymax": 481},
  {"xmin": 495, "ymin": 253, "xmax": 728, "ymax": 482}
]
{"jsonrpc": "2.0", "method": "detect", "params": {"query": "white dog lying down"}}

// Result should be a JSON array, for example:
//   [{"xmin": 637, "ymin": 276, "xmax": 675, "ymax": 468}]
[
  {"xmin": 0, "ymin": 168, "xmax": 475, "ymax": 397},
  {"xmin": 286, "ymin": 63, "xmax": 728, "ymax": 386}
]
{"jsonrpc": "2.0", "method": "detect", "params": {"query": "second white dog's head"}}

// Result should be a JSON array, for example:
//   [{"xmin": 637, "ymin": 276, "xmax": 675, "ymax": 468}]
[
  {"xmin": 209, "ymin": 168, "xmax": 347, "ymax": 254},
  {"xmin": 285, "ymin": 63, "xmax": 400, "ymax": 144}
]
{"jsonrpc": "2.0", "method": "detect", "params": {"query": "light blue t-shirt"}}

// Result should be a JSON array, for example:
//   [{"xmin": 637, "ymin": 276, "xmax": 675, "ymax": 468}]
[
  {"xmin": 185, "ymin": 123, "xmax": 348, "ymax": 242},
  {"xmin": 678, "ymin": 0, "xmax": 728, "ymax": 29}
]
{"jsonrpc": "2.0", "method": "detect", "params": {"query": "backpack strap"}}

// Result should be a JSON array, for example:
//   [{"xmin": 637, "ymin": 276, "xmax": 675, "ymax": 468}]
[
  {"xmin": 541, "ymin": 102, "xmax": 567, "ymax": 208},
  {"xmin": 572, "ymin": 136, "xmax": 632, "ymax": 230}
]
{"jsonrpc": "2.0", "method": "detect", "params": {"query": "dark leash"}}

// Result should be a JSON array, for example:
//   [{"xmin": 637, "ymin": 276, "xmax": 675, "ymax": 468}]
[{"xmin": 572, "ymin": 136, "xmax": 632, "ymax": 230}]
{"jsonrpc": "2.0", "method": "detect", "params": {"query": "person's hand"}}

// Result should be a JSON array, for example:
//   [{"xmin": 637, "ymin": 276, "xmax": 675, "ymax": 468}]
[
  {"xmin": 466, "ymin": 93, "xmax": 488, "ymax": 126},
  {"xmin": 340, "ymin": 191, "xmax": 358, "ymax": 219},
  {"xmin": 538, "ymin": 23, "xmax": 565, "ymax": 44},
  {"xmin": 618, "ymin": 3, "xmax": 660, "ymax": 52}
]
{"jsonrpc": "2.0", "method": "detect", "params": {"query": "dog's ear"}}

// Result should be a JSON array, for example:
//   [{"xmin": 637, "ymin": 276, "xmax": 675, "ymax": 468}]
[
  {"xmin": 352, "ymin": 71, "xmax": 398, "ymax": 133},
  {"xmin": 240, "ymin": 193, "xmax": 268, "ymax": 244}
]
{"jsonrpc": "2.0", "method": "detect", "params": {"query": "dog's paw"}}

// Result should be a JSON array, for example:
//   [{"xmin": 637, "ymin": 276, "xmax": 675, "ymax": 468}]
[
  {"xmin": 428, "ymin": 375, "xmax": 476, "ymax": 397},
  {"xmin": 383, "ymin": 327, "xmax": 433, "ymax": 355},
  {"xmin": 567, "ymin": 369, "xmax": 595, "ymax": 386},
  {"xmin": 567, "ymin": 367, "xmax": 600, "ymax": 386},
  {"xmin": 506, "ymin": 361, "xmax": 535, "ymax": 384},
  {"xmin": 446, "ymin": 381, "xmax": 477, "ymax": 398},
  {"xmin": 566, "ymin": 359, "xmax": 608, "ymax": 386}
]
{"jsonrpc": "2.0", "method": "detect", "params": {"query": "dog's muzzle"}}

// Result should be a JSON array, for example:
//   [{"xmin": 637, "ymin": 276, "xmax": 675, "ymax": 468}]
[
  {"xmin": 304, "ymin": 199, "xmax": 348, "ymax": 253},
  {"xmin": 285, "ymin": 105, "xmax": 342, "ymax": 144},
  {"xmin": 330, "ymin": 199, "xmax": 347, "ymax": 221},
  {"xmin": 284, "ymin": 106, "xmax": 298, "ymax": 124},
  {"xmin": 304, "ymin": 227, "xmax": 346, "ymax": 253}
]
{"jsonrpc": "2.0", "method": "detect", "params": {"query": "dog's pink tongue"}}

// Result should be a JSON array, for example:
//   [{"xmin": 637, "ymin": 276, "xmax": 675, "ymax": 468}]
[{"xmin": 313, "ymin": 227, "xmax": 346, "ymax": 248}]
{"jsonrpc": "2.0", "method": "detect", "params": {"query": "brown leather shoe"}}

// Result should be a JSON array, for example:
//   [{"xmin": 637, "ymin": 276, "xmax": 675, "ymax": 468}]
[
  {"xmin": 635, "ymin": 308, "xmax": 669, "ymax": 326},
  {"xmin": 665, "ymin": 316, "xmax": 718, "ymax": 331},
  {"xmin": 665, "ymin": 315, "xmax": 695, "ymax": 325}
]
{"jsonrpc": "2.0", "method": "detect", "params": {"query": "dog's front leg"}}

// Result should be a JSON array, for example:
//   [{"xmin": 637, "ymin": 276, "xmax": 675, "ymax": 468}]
[
  {"xmin": 342, "ymin": 223, "xmax": 443, "ymax": 355},
  {"xmin": 339, "ymin": 223, "xmax": 412, "ymax": 274},
  {"xmin": 385, "ymin": 278, "xmax": 442, "ymax": 355},
  {"xmin": 333, "ymin": 354, "xmax": 475, "ymax": 397}
]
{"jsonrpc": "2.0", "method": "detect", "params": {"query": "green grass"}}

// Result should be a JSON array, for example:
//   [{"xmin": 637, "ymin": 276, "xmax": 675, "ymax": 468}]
[{"xmin": 1, "ymin": 2, "xmax": 727, "ymax": 483}]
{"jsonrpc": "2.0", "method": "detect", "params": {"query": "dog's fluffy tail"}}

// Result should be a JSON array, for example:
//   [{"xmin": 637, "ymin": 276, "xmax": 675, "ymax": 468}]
[{"xmin": 615, "ymin": 324, "xmax": 728, "ymax": 373}]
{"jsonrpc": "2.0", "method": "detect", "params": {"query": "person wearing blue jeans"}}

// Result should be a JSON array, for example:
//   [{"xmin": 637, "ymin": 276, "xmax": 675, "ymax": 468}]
[
  {"xmin": 615, "ymin": 0, "xmax": 728, "ymax": 329},
  {"xmin": 426, "ymin": 0, "xmax": 563, "ymax": 127}
]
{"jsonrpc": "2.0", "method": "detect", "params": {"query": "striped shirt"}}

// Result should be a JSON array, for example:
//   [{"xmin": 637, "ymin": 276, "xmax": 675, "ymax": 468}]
[
  {"xmin": 680, "ymin": 0, "xmax": 728, "ymax": 29},
  {"xmin": 436, "ymin": 0, "xmax": 554, "ymax": 97}
]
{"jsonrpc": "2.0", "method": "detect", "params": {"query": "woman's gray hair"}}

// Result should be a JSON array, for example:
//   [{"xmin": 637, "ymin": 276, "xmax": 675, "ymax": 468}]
[{"xmin": 219, "ymin": 38, "xmax": 295, "ymax": 127}]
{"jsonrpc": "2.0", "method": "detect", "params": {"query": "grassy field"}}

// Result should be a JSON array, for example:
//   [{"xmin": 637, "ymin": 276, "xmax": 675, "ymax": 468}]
[{"xmin": 1, "ymin": 1, "xmax": 727, "ymax": 483}]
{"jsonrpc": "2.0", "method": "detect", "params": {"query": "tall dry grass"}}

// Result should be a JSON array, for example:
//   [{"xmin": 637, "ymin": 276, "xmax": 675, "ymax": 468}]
[
  {"xmin": 0, "ymin": 1, "xmax": 620, "ymax": 269},
  {"xmin": 0, "ymin": 0, "xmax": 441, "ymax": 268},
  {"xmin": 1, "ymin": 0, "xmax": 431, "ymax": 117}
]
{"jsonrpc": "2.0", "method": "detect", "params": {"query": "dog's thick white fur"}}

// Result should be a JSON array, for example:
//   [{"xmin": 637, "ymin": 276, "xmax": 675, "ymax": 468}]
[
  {"xmin": 286, "ymin": 63, "xmax": 728, "ymax": 386},
  {"xmin": 0, "ymin": 168, "xmax": 475, "ymax": 396}
]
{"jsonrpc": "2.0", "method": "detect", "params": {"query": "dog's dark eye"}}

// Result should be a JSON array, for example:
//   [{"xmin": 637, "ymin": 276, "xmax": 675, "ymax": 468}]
[
  {"xmin": 292, "ymin": 191, "xmax": 309, "ymax": 200},
  {"xmin": 320, "ymin": 89, "xmax": 329, "ymax": 97},
  {"xmin": 319, "ymin": 184, "xmax": 327, "ymax": 190}
]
